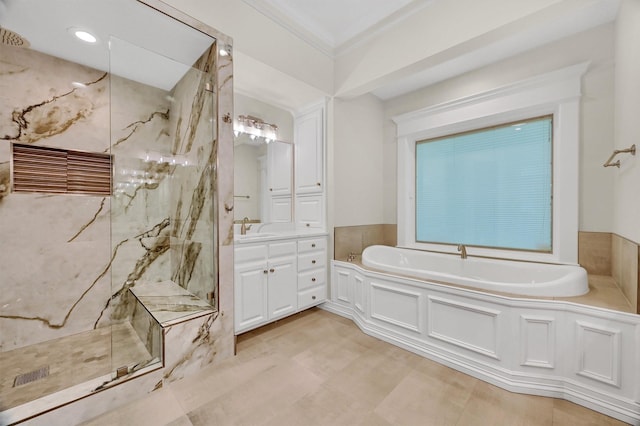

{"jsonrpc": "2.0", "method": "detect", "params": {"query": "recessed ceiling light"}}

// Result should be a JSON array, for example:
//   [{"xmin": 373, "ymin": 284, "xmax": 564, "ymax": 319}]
[{"xmin": 68, "ymin": 27, "xmax": 98, "ymax": 44}]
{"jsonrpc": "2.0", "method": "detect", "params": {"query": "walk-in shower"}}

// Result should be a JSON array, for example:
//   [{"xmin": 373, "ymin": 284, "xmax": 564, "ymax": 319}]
[{"xmin": 0, "ymin": 0, "xmax": 221, "ymax": 418}]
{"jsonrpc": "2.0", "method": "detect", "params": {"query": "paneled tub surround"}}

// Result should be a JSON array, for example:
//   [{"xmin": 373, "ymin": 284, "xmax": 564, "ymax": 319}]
[
  {"xmin": 325, "ymin": 259, "xmax": 640, "ymax": 424},
  {"xmin": 234, "ymin": 228, "xmax": 329, "ymax": 334}
]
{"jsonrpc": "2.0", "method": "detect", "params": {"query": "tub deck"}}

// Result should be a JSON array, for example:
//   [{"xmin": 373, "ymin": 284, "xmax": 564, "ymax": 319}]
[{"xmin": 344, "ymin": 256, "xmax": 634, "ymax": 314}]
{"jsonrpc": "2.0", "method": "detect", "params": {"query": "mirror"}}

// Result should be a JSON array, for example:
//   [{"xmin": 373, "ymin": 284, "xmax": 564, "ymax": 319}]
[{"xmin": 234, "ymin": 93, "xmax": 294, "ymax": 225}]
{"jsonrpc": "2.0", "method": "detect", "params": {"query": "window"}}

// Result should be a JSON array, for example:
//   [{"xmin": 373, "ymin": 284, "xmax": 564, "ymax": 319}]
[
  {"xmin": 12, "ymin": 144, "xmax": 112, "ymax": 196},
  {"xmin": 415, "ymin": 116, "xmax": 552, "ymax": 252},
  {"xmin": 393, "ymin": 63, "xmax": 587, "ymax": 263}
]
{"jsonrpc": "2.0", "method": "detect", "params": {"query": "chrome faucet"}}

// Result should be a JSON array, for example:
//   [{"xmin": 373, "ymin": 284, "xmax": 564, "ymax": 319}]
[
  {"xmin": 457, "ymin": 244, "xmax": 467, "ymax": 259},
  {"xmin": 240, "ymin": 217, "xmax": 252, "ymax": 235}
]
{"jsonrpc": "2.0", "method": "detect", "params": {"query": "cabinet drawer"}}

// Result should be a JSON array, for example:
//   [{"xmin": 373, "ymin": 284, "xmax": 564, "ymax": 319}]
[
  {"xmin": 298, "ymin": 251, "xmax": 326, "ymax": 272},
  {"xmin": 298, "ymin": 238, "xmax": 327, "ymax": 253},
  {"xmin": 298, "ymin": 285, "xmax": 326, "ymax": 310},
  {"xmin": 268, "ymin": 241, "xmax": 297, "ymax": 258},
  {"xmin": 235, "ymin": 244, "xmax": 267, "ymax": 263},
  {"xmin": 298, "ymin": 268, "xmax": 326, "ymax": 291}
]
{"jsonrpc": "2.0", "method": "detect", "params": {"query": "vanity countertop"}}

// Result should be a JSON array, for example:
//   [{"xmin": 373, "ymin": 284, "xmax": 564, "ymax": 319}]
[{"xmin": 234, "ymin": 229, "xmax": 328, "ymax": 244}]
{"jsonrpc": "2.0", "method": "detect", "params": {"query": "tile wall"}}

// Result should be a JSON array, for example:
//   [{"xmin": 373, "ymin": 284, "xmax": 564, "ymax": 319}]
[
  {"xmin": 578, "ymin": 231, "xmax": 638, "ymax": 314},
  {"xmin": 334, "ymin": 224, "xmax": 397, "ymax": 260}
]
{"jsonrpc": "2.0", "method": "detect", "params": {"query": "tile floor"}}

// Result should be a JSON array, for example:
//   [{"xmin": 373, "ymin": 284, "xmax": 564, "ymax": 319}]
[
  {"xmin": 0, "ymin": 322, "xmax": 153, "ymax": 411},
  {"xmin": 81, "ymin": 308, "xmax": 628, "ymax": 426}
]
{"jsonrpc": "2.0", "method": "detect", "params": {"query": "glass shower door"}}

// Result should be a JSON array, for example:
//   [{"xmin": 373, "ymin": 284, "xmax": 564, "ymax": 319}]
[{"xmin": 107, "ymin": 34, "xmax": 218, "ymax": 377}]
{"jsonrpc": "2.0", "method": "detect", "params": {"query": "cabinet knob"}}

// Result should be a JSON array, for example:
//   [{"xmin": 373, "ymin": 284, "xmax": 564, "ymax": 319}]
[
  {"xmin": 311, "ymin": 260, "xmax": 316, "ymax": 264},
  {"xmin": 269, "ymin": 188, "xmax": 273, "ymax": 191},
  {"xmin": 269, "ymin": 268, "xmax": 275, "ymax": 273},
  {"xmin": 311, "ymin": 278, "xmax": 316, "ymax": 282},
  {"xmin": 311, "ymin": 243, "xmax": 316, "ymax": 248},
  {"xmin": 316, "ymin": 182, "xmax": 321, "ymax": 186},
  {"xmin": 306, "ymin": 223, "xmax": 310, "ymax": 227},
  {"xmin": 263, "ymin": 270, "xmax": 268, "ymax": 274},
  {"xmin": 312, "ymin": 295, "xmax": 316, "ymax": 300}
]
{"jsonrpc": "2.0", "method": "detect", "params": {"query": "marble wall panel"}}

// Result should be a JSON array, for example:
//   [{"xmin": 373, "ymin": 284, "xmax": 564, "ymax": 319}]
[
  {"xmin": 0, "ymin": 45, "xmax": 109, "ymax": 153},
  {"xmin": 214, "ymin": 42, "xmax": 236, "ymax": 363},
  {"xmin": 166, "ymin": 47, "xmax": 217, "ymax": 303},
  {"xmin": 0, "ymin": 45, "xmax": 112, "ymax": 351},
  {"xmin": 131, "ymin": 298, "xmax": 162, "ymax": 363},
  {"xmin": 162, "ymin": 312, "xmax": 217, "ymax": 383}
]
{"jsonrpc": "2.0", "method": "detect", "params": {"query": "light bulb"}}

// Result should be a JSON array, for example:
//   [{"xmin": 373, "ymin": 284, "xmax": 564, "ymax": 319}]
[{"xmin": 73, "ymin": 30, "xmax": 97, "ymax": 43}]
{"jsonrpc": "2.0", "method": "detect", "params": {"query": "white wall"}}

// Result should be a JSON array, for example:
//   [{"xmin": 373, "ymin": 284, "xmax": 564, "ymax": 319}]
[
  {"xmin": 383, "ymin": 23, "xmax": 616, "ymax": 232},
  {"xmin": 331, "ymin": 94, "xmax": 385, "ymax": 226},
  {"xmin": 613, "ymin": 0, "xmax": 640, "ymax": 243},
  {"xmin": 162, "ymin": 0, "xmax": 333, "ymax": 95}
]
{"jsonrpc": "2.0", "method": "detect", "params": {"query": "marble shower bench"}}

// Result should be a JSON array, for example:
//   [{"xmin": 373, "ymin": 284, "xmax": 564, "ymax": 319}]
[{"xmin": 128, "ymin": 280, "xmax": 218, "ymax": 379}]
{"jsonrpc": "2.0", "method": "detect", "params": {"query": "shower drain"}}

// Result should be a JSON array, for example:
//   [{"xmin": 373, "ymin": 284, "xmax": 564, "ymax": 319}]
[{"xmin": 13, "ymin": 366, "xmax": 50, "ymax": 387}]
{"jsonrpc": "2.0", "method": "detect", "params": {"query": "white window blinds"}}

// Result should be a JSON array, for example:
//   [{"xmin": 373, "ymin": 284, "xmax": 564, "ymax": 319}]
[{"xmin": 415, "ymin": 116, "xmax": 552, "ymax": 252}]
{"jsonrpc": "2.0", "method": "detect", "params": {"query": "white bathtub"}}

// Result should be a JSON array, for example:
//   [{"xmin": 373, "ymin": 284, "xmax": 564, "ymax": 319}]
[{"xmin": 361, "ymin": 245, "xmax": 589, "ymax": 297}]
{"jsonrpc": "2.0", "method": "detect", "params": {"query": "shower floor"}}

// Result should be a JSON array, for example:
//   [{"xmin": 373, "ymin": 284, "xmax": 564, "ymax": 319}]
[{"xmin": 0, "ymin": 322, "xmax": 153, "ymax": 411}]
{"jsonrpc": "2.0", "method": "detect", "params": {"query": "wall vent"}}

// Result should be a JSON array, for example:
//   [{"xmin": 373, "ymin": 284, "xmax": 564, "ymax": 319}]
[{"xmin": 12, "ymin": 144, "xmax": 112, "ymax": 196}]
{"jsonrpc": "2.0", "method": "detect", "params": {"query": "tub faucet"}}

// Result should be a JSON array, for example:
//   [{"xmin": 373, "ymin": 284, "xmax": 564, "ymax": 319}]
[
  {"xmin": 241, "ymin": 217, "xmax": 252, "ymax": 235},
  {"xmin": 457, "ymin": 244, "xmax": 467, "ymax": 259}
]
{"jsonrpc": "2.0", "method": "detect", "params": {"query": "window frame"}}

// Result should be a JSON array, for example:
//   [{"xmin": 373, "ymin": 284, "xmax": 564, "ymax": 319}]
[
  {"xmin": 393, "ymin": 63, "xmax": 587, "ymax": 264},
  {"xmin": 414, "ymin": 115, "xmax": 554, "ymax": 253}
]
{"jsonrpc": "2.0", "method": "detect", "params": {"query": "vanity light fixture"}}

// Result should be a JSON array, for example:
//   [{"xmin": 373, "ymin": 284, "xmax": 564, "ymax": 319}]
[{"xmin": 234, "ymin": 115, "xmax": 278, "ymax": 142}]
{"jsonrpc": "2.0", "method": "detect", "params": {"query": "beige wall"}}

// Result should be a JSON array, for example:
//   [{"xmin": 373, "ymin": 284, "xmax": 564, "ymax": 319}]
[
  {"xmin": 331, "ymin": 94, "xmax": 385, "ymax": 227},
  {"xmin": 382, "ymin": 23, "xmax": 616, "ymax": 232},
  {"xmin": 613, "ymin": 0, "xmax": 640, "ymax": 244}
]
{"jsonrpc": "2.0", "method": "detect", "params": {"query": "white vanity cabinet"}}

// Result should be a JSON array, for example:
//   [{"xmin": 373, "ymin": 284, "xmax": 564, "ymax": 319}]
[
  {"xmin": 295, "ymin": 195, "xmax": 324, "ymax": 229},
  {"xmin": 234, "ymin": 235, "xmax": 328, "ymax": 334},
  {"xmin": 294, "ymin": 102, "xmax": 325, "ymax": 229},
  {"xmin": 294, "ymin": 104, "xmax": 324, "ymax": 195},
  {"xmin": 297, "ymin": 237, "xmax": 327, "ymax": 309},
  {"xmin": 267, "ymin": 140, "xmax": 292, "ymax": 196},
  {"xmin": 234, "ymin": 240, "xmax": 297, "ymax": 333},
  {"xmin": 270, "ymin": 196, "xmax": 292, "ymax": 223}
]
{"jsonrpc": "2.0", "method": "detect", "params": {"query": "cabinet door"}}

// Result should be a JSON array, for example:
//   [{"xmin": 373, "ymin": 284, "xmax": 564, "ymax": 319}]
[
  {"xmin": 235, "ymin": 262, "xmax": 268, "ymax": 333},
  {"xmin": 295, "ymin": 194, "xmax": 324, "ymax": 229},
  {"xmin": 267, "ymin": 141, "xmax": 292, "ymax": 196},
  {"xmin": 270, "ymin": 196, "xmax": 292, "ymax": 223},
  {"xmin": 267, "ymin": 256, "xmax": 297, "ymax": 320},
  {"xmin": 295, "ymin": 106, "xmax": 323, "ymax": 194}
]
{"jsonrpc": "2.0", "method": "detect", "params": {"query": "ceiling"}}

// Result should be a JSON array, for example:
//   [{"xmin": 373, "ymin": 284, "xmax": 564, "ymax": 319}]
[
  {"xmin": 243, "ymin": 0, "xmax": 431, "ymax": 56},
  {"xmin": 240, "ymin": 0, "xmax": 620, "ymax": 102},
  {"xmin": 0, "ymin": 0, "xmax": 214, "ymax": 91}
]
